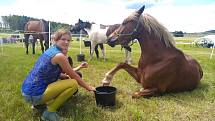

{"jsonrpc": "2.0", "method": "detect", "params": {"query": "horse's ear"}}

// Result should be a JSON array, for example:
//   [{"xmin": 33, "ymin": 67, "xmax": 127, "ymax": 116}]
[
  {"xmin": 137, "ymin": 5, "xmax": 145, "ymax": 15},
  {"xmin": 78, "ymin": 19, "xmax": 82, "ymax": 22}
]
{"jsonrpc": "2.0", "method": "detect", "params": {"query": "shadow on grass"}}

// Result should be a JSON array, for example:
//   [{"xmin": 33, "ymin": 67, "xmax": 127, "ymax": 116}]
[
  {"xmin": 162, "ymin": 82, "xmax": 210, "ymax": 106},
  {"xmin": 57, "ymin": 92, "xmax": 124, "ymax": 120}
]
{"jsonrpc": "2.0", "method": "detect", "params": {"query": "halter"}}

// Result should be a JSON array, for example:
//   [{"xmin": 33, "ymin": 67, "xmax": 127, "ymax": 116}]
[{"xmin": 116, "ymin": 16, "xmax": 141, "ymax": 47}]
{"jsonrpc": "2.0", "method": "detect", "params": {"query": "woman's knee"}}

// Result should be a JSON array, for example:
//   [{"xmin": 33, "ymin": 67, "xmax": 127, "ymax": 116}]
[
  {"xmin": 67, "ymin": 79, "xmax": 78, "ymax": 89},
  {"xmin": 67, "ymin": 80, "xmax": 78, "ymax": 95}
]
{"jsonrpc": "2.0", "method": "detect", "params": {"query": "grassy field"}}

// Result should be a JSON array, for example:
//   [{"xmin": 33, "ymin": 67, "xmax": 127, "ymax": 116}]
[{"xmin": 0, "ymin": 39, "xmax": 214, "ymax": 121}]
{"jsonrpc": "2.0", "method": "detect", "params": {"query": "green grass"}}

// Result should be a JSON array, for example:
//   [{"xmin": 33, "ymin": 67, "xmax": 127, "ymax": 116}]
[{"xmin": 0, "ymin": 39, "xmax": 214, "ymax": 121}]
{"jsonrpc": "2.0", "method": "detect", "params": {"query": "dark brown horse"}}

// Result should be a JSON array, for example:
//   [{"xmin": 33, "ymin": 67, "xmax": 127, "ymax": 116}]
[
  {"xmin": 102, "ymin": 5, "xmax": 203, "ymax": 98},
  {"xmin": 24, "ymin": 19, "xmax": 49, "ymax": 54}
]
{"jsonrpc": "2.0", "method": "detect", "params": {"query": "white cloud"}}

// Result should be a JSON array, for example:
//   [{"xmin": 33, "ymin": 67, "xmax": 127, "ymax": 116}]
[
  {"xmin": 0, "ymin": 0, "xmax": 215, "ymax": 32},
  {"xmin": 146, "ymin": 0, "xmax": 215, "ymax": 32}
]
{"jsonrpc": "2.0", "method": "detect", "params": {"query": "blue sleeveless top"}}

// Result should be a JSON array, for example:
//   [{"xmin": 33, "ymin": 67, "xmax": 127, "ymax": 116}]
[{"xmin": 22, "ymin": 45, "xmax": 62, "ymax": 96}]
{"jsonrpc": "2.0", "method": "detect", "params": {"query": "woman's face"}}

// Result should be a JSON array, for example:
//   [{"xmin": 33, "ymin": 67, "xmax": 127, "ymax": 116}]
[{"xmin": 55, "ymin": 34, "xmax": 71, "ymax": 55}]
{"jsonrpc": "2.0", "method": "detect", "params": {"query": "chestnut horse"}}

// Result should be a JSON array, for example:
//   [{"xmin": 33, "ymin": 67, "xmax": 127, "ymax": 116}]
[
  {"xmin": 24, "ymin": 19, "xmax": 49, "ymax": 54},
  {"xmin": 102, "ymin": 5, "xmax": 203, "ymax": 98}
]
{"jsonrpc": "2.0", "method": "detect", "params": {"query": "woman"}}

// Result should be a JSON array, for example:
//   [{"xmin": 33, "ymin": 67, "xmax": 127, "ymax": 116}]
[{"xmin": 21, "ymin": 29, "xmax": 95, "ymax": 121}]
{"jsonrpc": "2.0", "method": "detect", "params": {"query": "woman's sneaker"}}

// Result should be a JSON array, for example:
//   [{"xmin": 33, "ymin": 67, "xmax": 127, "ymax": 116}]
[
  {"xmin": 42, "ymin": 110, "xmax": 60, "ymax": 121},
  {"xmin": 31, "ymin": 104, "xmax": 47, "ymax": 113}
]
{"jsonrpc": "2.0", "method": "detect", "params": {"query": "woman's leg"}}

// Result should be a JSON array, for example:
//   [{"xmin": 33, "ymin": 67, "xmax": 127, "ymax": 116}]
[{"xmin": 41, "ymin": 79, "xmax": 78, "ymax": 112}]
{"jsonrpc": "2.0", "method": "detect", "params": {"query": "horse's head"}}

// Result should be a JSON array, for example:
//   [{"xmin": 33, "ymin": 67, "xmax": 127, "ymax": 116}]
[
  {"xmin": 70, "ymin": 19, "xmax": 92, "ymax": 33},
  {"xmin": 107, "ymin": 5, "xmax": 145, "ymax": 47}
]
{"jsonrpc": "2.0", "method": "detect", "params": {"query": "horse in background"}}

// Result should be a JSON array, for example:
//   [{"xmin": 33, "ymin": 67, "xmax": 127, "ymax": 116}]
[
  {"xmin": 24, "ymin": 19, "xmax": 49, "ymax": 54},
  {"xmin": 70, "ymin": 23, "xmax": 104, "ymax": 59},
  {"xmin": 102, "ymin": 5, "xmax": 203, "ymax": 98},
  {"xmin": 70, "ymin": 19, "xmax": 132, "ymax": 64}
]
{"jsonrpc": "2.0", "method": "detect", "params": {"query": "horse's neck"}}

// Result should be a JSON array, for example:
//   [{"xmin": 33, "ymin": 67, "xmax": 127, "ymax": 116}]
[
  {"xmin": 91, "ymin": 24, "xmax": 100, "ymax": 30},
  {"xmin": 138, "ymin": 35, "xmax": 168, "ymax": 59},
  {"xmin": 83, "ymin": 24, "xmax": 94, "ymax": 34},
  {"xmin": 40, "ymin": 21, "xmax": 45, "ymax": 32},
  {"xmin": 84, "ymin": 28, "xmax": 91, "ymax": 35}
]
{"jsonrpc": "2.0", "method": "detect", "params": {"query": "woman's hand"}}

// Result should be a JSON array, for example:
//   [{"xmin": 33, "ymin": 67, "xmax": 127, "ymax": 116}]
[
  {"xmin": 60, "ymin": 73, "xmax": 70, "ymax": 80},
  {"xmin": 86, "ymin": 85, "xmax": 96, "ymax": 92}
]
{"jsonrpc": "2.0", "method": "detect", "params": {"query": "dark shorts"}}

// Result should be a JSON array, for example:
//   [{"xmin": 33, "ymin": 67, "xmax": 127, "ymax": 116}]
[{"xmin": 22, "ymin": 93, "xmax": 43, "ymax": 105}]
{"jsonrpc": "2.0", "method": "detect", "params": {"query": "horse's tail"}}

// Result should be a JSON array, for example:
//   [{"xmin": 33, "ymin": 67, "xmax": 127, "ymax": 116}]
[
  {"xmin": 41, "ymin": 19, "xmax": 49, "ymax": 33},
  {"xmin": 199, "ymin": 64, "xmax": 203, "ymax": 79},
  {"xmin": 194, "ymin": 60, "xmax": 203, "ymax": 81},
  {"xmin": 24, "ymin": 21, "xmax": 30, "ymax": 32}
]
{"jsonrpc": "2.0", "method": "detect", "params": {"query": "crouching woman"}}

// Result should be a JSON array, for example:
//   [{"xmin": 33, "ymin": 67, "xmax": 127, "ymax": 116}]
[{"xmin": 21, "ymin": 29, "xmax": 95, "ymax": 121}]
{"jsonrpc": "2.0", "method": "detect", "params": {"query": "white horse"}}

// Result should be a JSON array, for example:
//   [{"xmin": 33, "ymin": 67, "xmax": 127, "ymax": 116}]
[
  {"xmin": 70, "ymin": 19, "xmax": 132, "ymax": 63},
  {"xmin": 84, "ymin": 23, "xmax": 108, "ymax": 60}
]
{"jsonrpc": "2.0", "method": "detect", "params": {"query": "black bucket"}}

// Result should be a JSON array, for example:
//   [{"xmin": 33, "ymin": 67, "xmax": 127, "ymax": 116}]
[
  {"xmin": 77, "ymin": 54, "xmax": 85, "ymax": 62},
  {"xmin": 94, "ymin": 86, "xmax": 117, "ymax": 107}
]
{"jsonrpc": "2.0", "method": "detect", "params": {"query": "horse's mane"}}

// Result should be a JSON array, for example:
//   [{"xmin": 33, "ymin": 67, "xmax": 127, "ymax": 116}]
[
  {"xmin": 137, "ymin": 13, "xmax": 175, "ymax": 47},
  {"xmin": 106, "ymin": 24, "xmax": 120, "ymax": 36}
]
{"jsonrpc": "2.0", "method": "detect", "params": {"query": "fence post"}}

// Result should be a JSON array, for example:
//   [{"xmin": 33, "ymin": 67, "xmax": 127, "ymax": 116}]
[
  {"xmin": 49, "ymin": 22, "xmax": 51, "ymax": 48},
  {"xmin": 210, "ymin": 45, "xmax": 214, "ymax": 59},
  {"xmin": 1, "ymin": 39, "xmax": 3, "ymax": 55},
  {"xmin": 79, "ymin": 30, "xmax": 82, "ymax": 54}
]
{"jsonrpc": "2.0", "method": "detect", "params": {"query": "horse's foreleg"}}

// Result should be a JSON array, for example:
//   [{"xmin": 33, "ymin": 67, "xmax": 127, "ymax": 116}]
[
  {"xmin": 40, "ymin": 40, "xmax": 44, "ymax": 53},
  {"xmin": 89, "ymin": 44, "xmax": 91, "ymax": 55},
  {"xmin": 25, "ymin": 42, "xmax": 29, "ymax": 54},
  {"xmin": 90, "ymin": 43, "xmax": 96, "ymax": 60},
  {"xmin": 102, "ymin": 62, "xmax": 140, "ymax": 85},
  {"xmin": 24, "ymin": 34, "xmax": 29, "ymax": 54},
  {"xmin": 95, "ymin": 44, "xmax": 99, "ymax": 58},
  {"xmin": 32, "ymin": 38, "xmax": 36, "ymax": 54},
  {"xmin": 44, "ymin": 39, "xmax": 49, "ymax": 50},
  {"xmin": 124, "ymin": 48, "xmax": 131, "ymax": 64},
  {"xmin": 99, "ymin": 44, "xmax": 106, "ymax": 61}
]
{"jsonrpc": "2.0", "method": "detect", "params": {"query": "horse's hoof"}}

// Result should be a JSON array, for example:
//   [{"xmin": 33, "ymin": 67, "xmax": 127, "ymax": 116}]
[
  {"xmin": 102, "ymin": 80, "xmax": 110, "ymax": 86},
  {"xmin": 132, "ymin": 92, "xmax": 141, "ymax": 99},
  {"xmin": 127, "ymin": 61, "xmax": 131, "ymax": 65},
  {"xmin": 125, "ymin": 60, "xmax": 130, "ymax": 64}
]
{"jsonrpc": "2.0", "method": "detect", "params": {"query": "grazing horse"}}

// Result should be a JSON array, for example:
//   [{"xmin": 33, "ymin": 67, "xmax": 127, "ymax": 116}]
[
  {"xmin": 70, "ymin": 19, "xmax": 132, "ymax": 63},
  {"xmin": 24, "ymin": 19, "xmax": 49, "ymax": 54},
  {"xmin": 102, "ymin": 5, "xmax": 203, "ymax": 98}
]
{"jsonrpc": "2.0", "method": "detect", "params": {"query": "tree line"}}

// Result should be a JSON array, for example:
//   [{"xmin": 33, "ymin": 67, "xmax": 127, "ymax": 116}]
[{"xmin": 1, "ymin": 15, "xmax": 70, "ymax": 33}]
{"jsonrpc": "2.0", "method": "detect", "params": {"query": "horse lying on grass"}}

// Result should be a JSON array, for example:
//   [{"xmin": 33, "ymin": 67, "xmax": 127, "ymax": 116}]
[{"xmin": 102, "ymin": 5, "xmax": 203, "ymax": 98}]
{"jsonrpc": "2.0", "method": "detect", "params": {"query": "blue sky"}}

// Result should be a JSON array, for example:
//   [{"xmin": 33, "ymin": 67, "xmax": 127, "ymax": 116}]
[
  {"xmin": 172, "ymin": 0, "xmax": 215, "ymax": 6},
  {"xmin": 0, "ymin": 0, "xmax": 215, "ymax": 32},
  {"xmin": 0, "ymin": 0, "xmax": 14, "ymax": 6}
]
